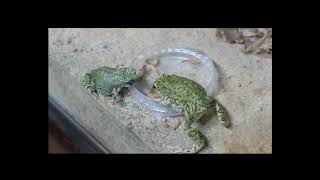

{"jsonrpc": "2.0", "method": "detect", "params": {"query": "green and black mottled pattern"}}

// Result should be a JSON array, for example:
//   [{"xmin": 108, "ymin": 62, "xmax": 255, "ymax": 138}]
[
  {"xmin": 215, "ymin": 101, "xmax": 231, "ymax": 128},
  {"xmin": 82, "ymin": 66, "xmax": 138, "ymax": 97},
  {"xmin": 153, "ymin": 74, "xmax": 214, "ymax": 121},
  {"xmin": 153, "ymin": 74, "xmax": 231, "ymax": 153},
  {"xmin": 186, "ymin": 129, "xmax": 205, "ymax": 146}
]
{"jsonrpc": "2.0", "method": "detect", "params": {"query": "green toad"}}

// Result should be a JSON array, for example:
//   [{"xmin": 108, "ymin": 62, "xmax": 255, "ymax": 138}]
[
  {"xmin": 152, "ymin": 74, "xmax": 231, "ymax": 153},
  {"xmin": 82, "ymin": 66, "xmax": 140, "ymax": 103}
]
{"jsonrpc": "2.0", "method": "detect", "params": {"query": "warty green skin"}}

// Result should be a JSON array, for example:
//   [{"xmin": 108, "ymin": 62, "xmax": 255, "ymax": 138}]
[
  {"xmin": 153, "ymin": 74, "xmax": 231, "ymax": 153},
  {"xmin": 82, "ymin": 66, "xmax": 139, "ymax": 102}
]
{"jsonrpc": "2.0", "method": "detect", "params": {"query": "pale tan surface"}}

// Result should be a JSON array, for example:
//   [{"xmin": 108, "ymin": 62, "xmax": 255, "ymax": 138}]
[{"xmin": 49, "ymin": 28, "xmax": 272, "ymax": 153}]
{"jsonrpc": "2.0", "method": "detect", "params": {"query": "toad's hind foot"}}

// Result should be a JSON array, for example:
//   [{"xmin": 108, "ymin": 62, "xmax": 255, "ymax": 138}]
[
  {"xmin": 167, "ymin": 144, "xmax": 204, "ymax": 154},
  {"xmin": 215, "ymin": 101, "xmax": 231, "ymax": 128},
  {"xmin": 166, "ymin": 128, "xmax": 205, "ymax": 154}
]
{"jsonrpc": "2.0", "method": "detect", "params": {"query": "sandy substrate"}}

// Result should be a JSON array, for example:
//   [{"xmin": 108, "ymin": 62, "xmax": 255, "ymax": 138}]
[{"xmin": 49, "ymin": 28, "xmax": 272, "ymax": 153}]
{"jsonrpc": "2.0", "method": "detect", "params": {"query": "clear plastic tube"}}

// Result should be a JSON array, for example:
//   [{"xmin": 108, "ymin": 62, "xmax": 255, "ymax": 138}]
[{"xmin": 130, "ymin": 46, "xmax": 219, "ymax": 117}]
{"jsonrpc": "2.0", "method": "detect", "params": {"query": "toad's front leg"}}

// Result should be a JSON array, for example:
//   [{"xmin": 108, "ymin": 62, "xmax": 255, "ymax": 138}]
[
  {"xmin": 112, "ymin": 87, "xmax": 130, "ymax": 106},
  {"xmin": 111, "ymin": 94, "xmax": 127, "ymax": 106},
  {"xmin": 169, "ymin": 128, "xmax": 205, "ymax": 154},
  {"xmin": 169, "ymin": 113, "xmax": 206, "ymax": 154}
]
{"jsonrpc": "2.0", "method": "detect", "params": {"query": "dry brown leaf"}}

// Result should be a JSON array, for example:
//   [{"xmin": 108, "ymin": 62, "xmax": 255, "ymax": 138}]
[
  {"xmin": 145, "ymin": 58, "xmax": 160, "ymax": 67},
  {"xmin": 182, "ymin": 59, "xmax": 201, "ymax": 65},
  {"xmin": 218, "ymin": 28, "xmax": 272, "ymax": 56},
  {"xmin": 137, "ymin": 65, "xmax": 152, "ymax": 79},
  {"xmin": 243, "ymin": 30, "xmax": 272, "ymax": 54},
  {"xmin": 174, "ymin": 121, "xmax": 182, "ymax": 130},
  {"xmin": 148, "ymin": 88, "xmax": 161, "ymax": 98},
  {"xmin": 241, "ymin": 29, "xmax": 258, "ymax": 37},
  {"xmin": 216, "ymin": 28, "xmax": 243, "ymax": 43}
]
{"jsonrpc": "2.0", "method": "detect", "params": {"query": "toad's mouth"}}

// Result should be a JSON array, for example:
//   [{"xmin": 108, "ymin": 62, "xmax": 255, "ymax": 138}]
[{"xmin": 127, "ymin": 80, "xmax": 135, "ymax": 85}]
